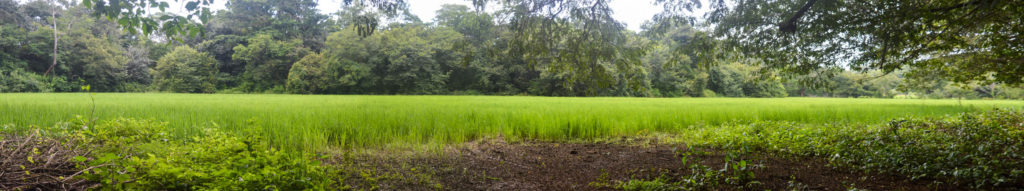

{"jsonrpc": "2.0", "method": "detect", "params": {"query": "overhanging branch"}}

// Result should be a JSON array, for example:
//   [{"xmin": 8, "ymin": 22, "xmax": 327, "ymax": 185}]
[{"xmin": 779, "ymin": 0, "xmax": 818, "ymax": 33}]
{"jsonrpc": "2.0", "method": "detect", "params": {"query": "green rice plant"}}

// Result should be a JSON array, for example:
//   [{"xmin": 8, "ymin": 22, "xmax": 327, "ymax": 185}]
[{"xmin": 1, "ymin": 93, "xmax": 1020, "ymax": 151}]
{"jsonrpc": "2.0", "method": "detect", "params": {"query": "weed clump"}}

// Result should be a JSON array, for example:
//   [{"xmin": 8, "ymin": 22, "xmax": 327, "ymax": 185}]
[
  {"xmin": 614, "ymin": 150, "xmax": 762, "ymax": 191},
  {"xmin": 834, "ymin": 109, "xmax": 1024, "ymax": 188},
  {"xmin": 3, "ymin": 117, "xmax": 345, "ymax": 190},
  {"xmin": 681, "ymin": 109, "xmax": 1024, "ymax": 188}
]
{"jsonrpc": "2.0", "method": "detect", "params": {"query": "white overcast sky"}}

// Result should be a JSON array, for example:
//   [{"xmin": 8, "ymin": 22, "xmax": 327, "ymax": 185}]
[{"xmin": 160, "ymin": 0, "xmax": 663, "ymax": 31}]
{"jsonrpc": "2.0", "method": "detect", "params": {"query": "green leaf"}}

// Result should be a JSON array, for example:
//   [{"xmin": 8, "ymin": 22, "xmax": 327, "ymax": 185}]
[
  {"xmin": 185, "ymin": 1, "xmax": 199, "ymax": 11},
  {"xmin": 189, "ymin": 25, "xmax": 201, "ymax": 38},
  {"xmin": 142, "ymin": 21, "xmax": 153, "ymax": 35},
  {"xmin": 159, "ymin": 2, "xmax": 169, "ymax": 12},
  {"xmin": 73, "ymin": 156, "xmax": 88, "ymax": 162},
  {"xmin": 118, "ymin": 17, "xmax": 131, "ymax": 26},
  {"xmin": 98, "ymin": 153, "xmax": 118, "ymax": 162},
  {"xmin": 199, "ymin": 8, "xmax": 212, "ymax": 23}
]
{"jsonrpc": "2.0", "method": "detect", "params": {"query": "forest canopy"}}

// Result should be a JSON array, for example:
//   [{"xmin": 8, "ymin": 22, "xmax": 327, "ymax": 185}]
[{"xmin": 1, "ymin": 0, "xmax": 1021, "ymax": 99}]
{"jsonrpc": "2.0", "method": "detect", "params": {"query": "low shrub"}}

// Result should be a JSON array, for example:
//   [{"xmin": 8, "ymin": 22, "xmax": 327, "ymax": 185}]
[
  {"xmin": 0, "ymin": 69, "xmax": 62, "ymax": 92},
  {"xmin": 679, "ymin": 109, "xmax": 1024, "ymax": 188},
  {"xmin": 14, "ymin": 117, "xmax": 344, "ymax": 190},
  {"xmin": 615, "ymin": 150, "xmax": 762, "ymax": 191},
  {"xmin": 833, "ymin": 109, "xmax": 1024, "ymax": 188}
]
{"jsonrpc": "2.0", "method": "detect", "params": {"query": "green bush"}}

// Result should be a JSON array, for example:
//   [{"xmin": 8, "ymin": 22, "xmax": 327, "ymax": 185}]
[
  {"xmin": 286, "ymin": 53, "xmax": 334, "ymax": 94},
  {"xmin": 833, "ymin": 109, "xmax": 1024, "ymax": 188},
  {"xmin": 680, "ymin": 109, "xmax": 1024, "ymax": 188},
  {"xmin": 0, "ymin": 69, "xmax": 53, "ymax": 92},
  {"xmin": 152, "ymin": 46, "xmax": 219, "ymax": 93},
  {"xmin": 614, "ymin": 150, "xmax": 761, "ymax": 191},
  {"xmin": 64, "ymin": 118, "xmax": 342, "ymax": 190}
]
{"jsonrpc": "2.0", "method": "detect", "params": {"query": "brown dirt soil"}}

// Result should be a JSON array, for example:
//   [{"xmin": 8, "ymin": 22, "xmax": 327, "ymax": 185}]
[{"xmin": 335, "ymin": 138, "xmax": 942, "ymax": 191}]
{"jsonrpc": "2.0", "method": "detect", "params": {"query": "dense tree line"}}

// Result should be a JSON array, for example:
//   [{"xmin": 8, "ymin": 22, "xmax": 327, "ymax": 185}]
[{"xmin": 1, "ymin": 0, "xmax": 1021, "ymax": 99}]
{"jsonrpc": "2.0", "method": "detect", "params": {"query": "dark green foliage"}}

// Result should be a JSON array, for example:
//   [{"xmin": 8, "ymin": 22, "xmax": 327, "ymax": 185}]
[
  {"xmin": 693, "ymin": 109, "xmax": 1024, "ymax": 188},
  {"xmin": 232, "ymin": 34, "xmax": 310, "ymax": 92},
  {"xmin": 123, "ymin": 43, "xmax": 155, "ymax": 87},
  {"xmin": 196, "ymin": 35, "xmax": 247, "ymax": 88},
  {"xmin": 434, "ymin": 4, "xmax": 511, "ymax": 93},
  {"xmin": 660, "ymin": 0, "xmax": 1024, "ymax": 85},
  {"xmin": 373, "ymin": 25, "xmax": 452, "ymax": 94},
  {"xmin": 79, "ymin": 0, "xmax": 406, "ymax": 43},
  {"xmin": 0, "ymin": 69, "xmax": 56, "ymax": 92},
  {"xmin": 153, "ymin": 46, "xmax": 218, "ymax": 93},
  {"xmin": 830, "ymin": 71, "xmax": 899, "ymax": 98},
  {"xmin": 209, "ymin": 0, "xmax": 328, "ymax": 50},
  {"xmin": 644, "ymin": 44, "xmax": 708, "ymax": 97},
  {"xmin": 286, "ymin": 53, "xmax": 334, "ymax": 94},
  {"xmin": 59, "ymin": 32, "xmax": 127, "ymax": 92},
  {"xmin": 79, "ymin": 0, "xmax": 209, "ymax": 41},
  {"xmin": 833, "ymin": 110, "xmax": 1024, "ymax": 188},
  {"xmin": 0, "ymin": 0, "xmax": 20, "ymax": 24},
  {"xmin": 706, "ymin": 65, "xmax": 743, "ymax": 97},
  {"xmin": 615, "ymin": 150, "xmax": 761, "ymax": 190},
  {"xmin": 320, "ymin": 29, "xmax": 377, "ymax": 93},
  {"xmin": 640, "ymin": 23, "xmax": 790, "ymax": 98},
  {"xmin": 0, "ymin": 24, "xmax": 29, "ymax": 71},
  {"xmin": 487, "ymin": 0, "xmax": 647, "ymax": 96},
  {"xmin": 0, "ymin": 0, "xmax": 1021, "ymax": 99},
  {"xmin": 1, "ymin": 3, "xmax": 135, "ymax": 92},
  {"xmin": 784, "ymin": 70, "xmax": 903, "ymax": 98},
  {"xmin": 320, "ymin": 24, "xmax": 455, "ymax": 94},
  {"xmin": 50, "ymin": 118, "xmax": 344, "ymax": 190},
  {"xmin": 706, "ymin": 63, "xmax": 787, "ymax": 98}
]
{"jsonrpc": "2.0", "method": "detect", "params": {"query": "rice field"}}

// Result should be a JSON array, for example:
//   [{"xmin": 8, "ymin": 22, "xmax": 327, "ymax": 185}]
[{"xmin": 1, "ymin": 93, "xmax": 1020, "ymax": 150}]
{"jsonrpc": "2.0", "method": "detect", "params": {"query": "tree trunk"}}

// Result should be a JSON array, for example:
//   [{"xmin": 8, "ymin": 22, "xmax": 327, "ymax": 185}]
[
  {"xmin": 990, "ymin": 84, "xmax": 999, "ymax": 98},
  {"xmin": 958, "ymin": 93, "xmax": 963, "ymax": 106},
  {"xmin": 43, "ymin": 0, "xmax": 58, "ymax": 76}
]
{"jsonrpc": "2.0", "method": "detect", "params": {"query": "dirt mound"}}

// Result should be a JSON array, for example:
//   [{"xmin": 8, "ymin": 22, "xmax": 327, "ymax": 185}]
[
  {"xmin": 447, "ymin": 139, "xmax": 687, "ymax": 190},
  {"xmin": 339, "ymin": 138, "xmax": 937, "ymax": 190}
]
